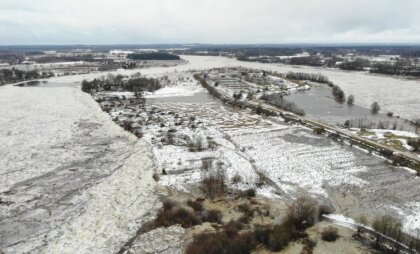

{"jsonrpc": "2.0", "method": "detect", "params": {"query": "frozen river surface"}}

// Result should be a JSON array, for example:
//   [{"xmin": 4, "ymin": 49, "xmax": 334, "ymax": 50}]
[{"xmin": 0, "ymin": 84, "xmax": 157, "ymax": 253}]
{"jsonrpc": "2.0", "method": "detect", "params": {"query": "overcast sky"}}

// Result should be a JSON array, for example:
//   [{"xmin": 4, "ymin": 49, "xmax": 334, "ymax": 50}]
[{"xmin": 1, "ymin": 0, "xmax": 420, "ymax": 45}]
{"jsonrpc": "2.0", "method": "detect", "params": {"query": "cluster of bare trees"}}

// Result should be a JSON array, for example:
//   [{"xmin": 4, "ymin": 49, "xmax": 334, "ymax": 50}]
[
  {"xmin": 81, "ymin": 74, "xmax": 161, "ymax": 95},
  {"xmin": 200, "ymin": 159, "xmax": 226, "ymax": 200},
  {"xmin": 285, "ymin": 72, "xmax": 331, "ymax": 84},
  {"xmin": 260, "ymin": 93, "xmax": 305, "ymax": 115},
  {"xmin": 0, "ymin": 68, "xmax": 53, "ymax": 85},
  {"xmin": 372, "ymin": 215, "xmax": 420, "ymax": 253},
  {"xmin": 332, "ymin": 85, "xmax": 346, "ymax": 103}
]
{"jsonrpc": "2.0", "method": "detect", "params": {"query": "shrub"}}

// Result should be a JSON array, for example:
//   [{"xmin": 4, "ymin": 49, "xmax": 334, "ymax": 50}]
[
  {"xmin": 187, "ymin": 199, "xmax": 204, "ymax": 212},
  {"xmin": 256, "ymin": 175, "xmax": 266, "ymax": 188},
  {"xmin": 313, "ymin": 127, "xmax": 325, "ymax": 135},
  {"xmin": 155, "ymin": 204, "xmax": 200, "ymax": 228},
  {"xmin": 152, "ymin": 173, "xmax": 160, "ymax": 182},
  {"xmin": 238, "ymin": 213, "xmax": 252, "ymax": 224},
  {"xmin": 230, "ymin": 232, "xmax": 258, "ymax": 254},
  {"xmin": 201, "ymin": 166, "xmax": 226, "ymax": 199},
  {"xmin": 347, "ymin": 95, "xmax": 355, "ymax": 105},
  {"xmin": 407, "ymin": 138, "xmax": 420, "ymax": 152},
  {"xmin": 332, "ymin": 85, "xmax": 345, "ymax": 103},
  {"xmin": 238, "ymin": 203, "xmax": 254, "ymax": 217},
  {"xmin": 254, "ymin": 225, "xmax": 271, "ymax": 244},
  {"xmin": 321, "ymin": 226, "xmax": 339, "ymax": 242},
  {"xmin": 232, "ymin": 173, "xmax": 242, "ymax": 184},
  {"xmin": 122, "ymin": 121, "xmax": 132, "ymax": 131},
  {"xmin": 267, "ymin": 222, "xmax": 297, "ymax": 251},
  {"xmin": 203, "ymin": 209, "xmax": 222, "ymax": 224},
  {"xmin": 302, "ymin": 238, "xmax": 316, "ymax": 254},
  {"xmin": 186, "ymin": 230, "xmax": 257, "ymax": 254},
  {"xmin": 162, "ymin": 199, "xmax": 176, "ymax": 211},
  {"xmin": 286, "ymin": 197, "xmax": 318, "ymax": 230},
  {"xmin": 224, "ymin": 220, "xmax": 243, "ymax": 238},
  {"xmin": 344, "ymin": 120, "xmax": 351, "ymax": 128},
  {"xmin": 371, "ymin": 102, "xmax": 380, "ymax": 114},
  {"xmin": 372, "ymin": 215, "xmax": 402, "ymax": 239},
  {"xmin": 318, "ymin": 204, "xmax": 334, "ymax": 217},
  {"xmin": 243, "ymin": 188, "xmax": 256, "ymax": 198}
]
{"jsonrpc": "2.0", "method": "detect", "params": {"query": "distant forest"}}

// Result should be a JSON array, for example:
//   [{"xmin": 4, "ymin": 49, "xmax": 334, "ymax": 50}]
[{"xmin": 127, "ymin": 53, "xmax": 180, "ymax": 61}]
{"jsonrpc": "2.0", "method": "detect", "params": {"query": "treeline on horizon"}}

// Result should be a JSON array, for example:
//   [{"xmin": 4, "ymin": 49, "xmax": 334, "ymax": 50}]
[
  {"xmin": 236, "ymin": 54, "xmax": 420, "ymax": 77},
  {"xmin": 179, "ymin": 45, "xmax": 420, "ymax": 58},
  {"xmin": 127, "ymin": 52, "xmax": 181, "ymax": 61}
]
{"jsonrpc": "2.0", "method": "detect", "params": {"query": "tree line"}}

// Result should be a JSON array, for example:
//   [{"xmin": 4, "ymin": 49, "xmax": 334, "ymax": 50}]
[
  {"xmin": 0, "ymin": 68, "xmax": 54, "ymax": 85},
  {"xmin": 127, "ymin": 53, "xmax": 181, "ymax": 61},
  {"xmin": 81, "ymin": 74, "xmax": 161, "ymax": 95}
]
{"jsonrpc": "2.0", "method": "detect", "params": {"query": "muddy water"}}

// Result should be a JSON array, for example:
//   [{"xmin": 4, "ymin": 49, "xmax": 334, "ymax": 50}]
[
  {"xmin": 286, "ymin": 84, "xmax": 417, "ymax": 132},
  {"xmin": 45, "ymin": 55, "xmax": 420, "ymax": 120}
]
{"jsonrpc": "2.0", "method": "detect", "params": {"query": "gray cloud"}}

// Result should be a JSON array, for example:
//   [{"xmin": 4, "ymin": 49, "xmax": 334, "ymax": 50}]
[{"xmin": 0, "ymin": 0, "xmax": 419, "ymax": 44}]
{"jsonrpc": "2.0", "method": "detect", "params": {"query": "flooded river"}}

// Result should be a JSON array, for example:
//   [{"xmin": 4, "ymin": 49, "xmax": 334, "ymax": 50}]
[
  {"xmin": 0, "ymin": 55, "xmax": 418, "ymax": 253},
  {"xmin": 285, "ymin": 83, "xmax": 417, "ymax": 132}
]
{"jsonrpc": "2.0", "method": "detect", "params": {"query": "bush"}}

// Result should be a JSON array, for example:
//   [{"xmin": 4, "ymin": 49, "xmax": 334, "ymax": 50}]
[
  {"xmin": 254, "ymin": 225, "xmax": 271, "ymax": 244},
  {"xmin": 232, "ymin": 173, "xmax": 242, "ymax": 184},
  {"xmin": 203, "ymin": 209, "xmax": 222, "ymax": 224},
  {"xmin": 187, "ymin": 199, "xmax": 204, "ymax": 212},
  {"xmin": 224, "ymin": 220, "xmax": 243, "ymax": 237},
  {"xmin": 243, "ymin": 188, "xmax": 256, "ymax": 198},
  {"xmin": 256, "ymin": 175, "xmax": 266, "ymax": 188},
  {"xmin": 152, "ymin": 173, "xmax": 160, "ymax": 182},
  {"xmin": 302, "ymin": 238, "xmax": 316, "ymax": 254},
  {"xmin": 371, "ymin": 102, "xmax": 380, "ymax": 114},
  {"xmin": 318, "ymin": 204, "xmax": 334, "ymax": 217},
  {"xmin": 286, "ymin": 197, "xmax": 318, "ymax": 230},
  {"xmin": 186, "ymin": 230, "xmax": 258, "ymax": 254},
  {"xmin": 372, "ymin": 215, "xmax": 402, "ymax": 239},
  {"xmin": 407, "ymin": 138, "xmax": 420, "ymax": 152},
  {"xmin": 267, "ymin": 222, "xmax": 297, "ymax": 251},
  {"xmin": 321, "ymin": 226, "xmax": 339, "ymax": 242},
  {"xmin": 155, "ymin": 204, "xmax": 200, "ymax": 228},
  {"xmin": 332, "ymin": 85, "xmax": 345, "ymax": 103},
  {"xmin": 313, "ymin": 127, "xmax": 325, "ymax": 135},
  {"xmin": 162, "ymin": 199, "xmax": 176, "ymax": 211},
  {"xmin": 238, "ymin": 213, "xmax": 252, "ymax": 224},
  {"xmin": 347, "ymin": 95, "xmax": 355, "ymax": 105},
  {"xmin": 201, "ymin": 166, "xmax": 226, "ymax": 199}
]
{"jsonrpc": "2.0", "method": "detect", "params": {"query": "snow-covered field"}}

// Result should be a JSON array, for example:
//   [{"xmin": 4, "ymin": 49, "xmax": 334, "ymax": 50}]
[
  {"xmin": 349, "ymin": 128, "xmax": 419, "ymax": 153},
  {"xmin": 0, "ymin": 84, "xmax": 158, "ymax": 253},
  {"xmin": 104, "ymin": 71, "xmax": 420, "ymax": 236}
]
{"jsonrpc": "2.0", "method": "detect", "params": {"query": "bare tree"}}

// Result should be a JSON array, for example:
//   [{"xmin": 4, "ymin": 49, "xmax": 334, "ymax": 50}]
[
  {"xmin": 347, "ymin": 95, "xmax": 355, "ymax": 105},
  {"xmin": 371, "ymin": 102, "xmax": 380, "ymax": 114}
]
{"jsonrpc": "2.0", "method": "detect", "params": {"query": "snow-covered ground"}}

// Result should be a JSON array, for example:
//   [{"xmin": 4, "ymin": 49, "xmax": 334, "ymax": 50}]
[
  {"xmin": 100, "ymin": 71, "xmax": 419, "ymax": 237},
  {"xmin": 0, "ymin": 84, "xmax": 158, "ymax": 253},
  {"xmin": 349, "ymin": 128, "xmax": 419, "ymax": 153}
]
